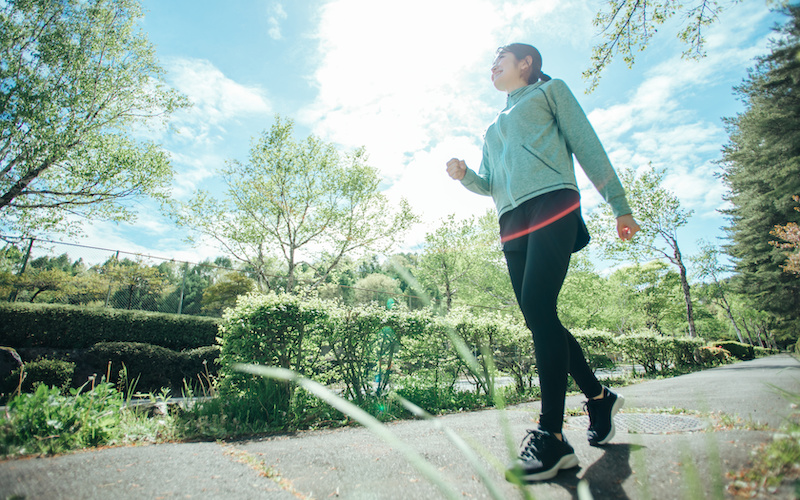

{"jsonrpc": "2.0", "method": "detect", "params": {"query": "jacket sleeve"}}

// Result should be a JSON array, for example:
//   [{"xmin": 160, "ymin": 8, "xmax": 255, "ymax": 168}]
[
  {"xmin": 460, "ymin": 141, "xmax": 491, "ymax": 196},
  {"xmin": 548, "ymin": 80, "xmax": 632, "ymax": 218}
]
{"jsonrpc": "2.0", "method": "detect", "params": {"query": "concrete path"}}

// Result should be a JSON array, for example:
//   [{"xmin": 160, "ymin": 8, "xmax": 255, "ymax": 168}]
[{"xmin": 2, "ymin": 355, "xmax": 799, "ymax": 499}]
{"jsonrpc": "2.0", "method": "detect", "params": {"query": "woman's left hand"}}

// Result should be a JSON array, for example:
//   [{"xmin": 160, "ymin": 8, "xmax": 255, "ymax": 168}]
[{"xmin": 616, "ymin": 214, "xmax": 640, "ymax": 241}]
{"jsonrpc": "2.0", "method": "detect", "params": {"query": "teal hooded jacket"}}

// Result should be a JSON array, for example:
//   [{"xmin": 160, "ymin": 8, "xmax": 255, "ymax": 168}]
[{"xmin": 460, "ymin": 79, "xmax": 631, "ymax": 219}]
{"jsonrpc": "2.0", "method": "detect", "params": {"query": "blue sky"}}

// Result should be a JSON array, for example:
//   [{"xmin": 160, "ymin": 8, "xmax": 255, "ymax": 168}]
[{"xmin": 70, "ymin": 0, "xmax": 784, "ymax": 271}]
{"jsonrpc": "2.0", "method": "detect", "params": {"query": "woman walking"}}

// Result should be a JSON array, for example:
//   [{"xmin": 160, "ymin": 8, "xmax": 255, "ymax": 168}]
[{"xmin": 446, "ymin": 43, "xmax": 640, "ymax": 482}]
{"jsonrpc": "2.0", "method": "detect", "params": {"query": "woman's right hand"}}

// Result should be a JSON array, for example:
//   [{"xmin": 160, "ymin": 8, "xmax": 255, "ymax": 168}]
[{"xmin": 446, "ymin": 158, "xmax": 467, "ymax": 180}]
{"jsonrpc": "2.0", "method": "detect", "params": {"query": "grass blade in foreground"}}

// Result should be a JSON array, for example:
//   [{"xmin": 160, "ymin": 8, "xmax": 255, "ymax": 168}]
[
  {"xmin": 392, "ymin": 393, "xmax": 527, "ymax": 500},
  {"xmin": 234, "ymin": 363, "xmax": 461, "ymax": 500}
]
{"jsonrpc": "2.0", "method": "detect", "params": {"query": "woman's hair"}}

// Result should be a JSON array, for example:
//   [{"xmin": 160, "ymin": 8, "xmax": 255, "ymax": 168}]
[{"xmin": 496, "ymin": 43, "xmax": 551, "ymax": 84}]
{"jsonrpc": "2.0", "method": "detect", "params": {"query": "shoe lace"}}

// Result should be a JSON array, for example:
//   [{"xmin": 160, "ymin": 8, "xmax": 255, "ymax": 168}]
[
  {"xmin": 519, "ymin": 429, "xmax": 547, "ymax": 460},
  {"xmin": 584, "ymin": 399, "xmax": 598, "ymax": 419}
]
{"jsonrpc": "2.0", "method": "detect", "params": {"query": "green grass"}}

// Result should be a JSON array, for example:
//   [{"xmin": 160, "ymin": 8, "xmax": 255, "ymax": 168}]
[{"xmin": 727, "ymin": 385, "xmax": 800, "ymax": 497}]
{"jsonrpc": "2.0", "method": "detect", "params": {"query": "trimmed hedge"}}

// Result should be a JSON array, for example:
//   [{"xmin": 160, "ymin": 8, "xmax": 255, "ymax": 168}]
[
  {"xmin": 86, "ymin": 342, "xmax": 183, "ymax": 391},
  {"xmin": 711, "ymin": 341, "xmax": 755, "ymax": 360},
  {"xmin": 2, "ymin": 358, "xmax": 75, "ymax": 396},
  {"xmin": 0, "ymin": 302, "xmax": 220, "ymax": 350}
]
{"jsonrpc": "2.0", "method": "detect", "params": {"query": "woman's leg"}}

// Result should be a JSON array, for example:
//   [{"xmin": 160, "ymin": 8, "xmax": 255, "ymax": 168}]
[{"xmin": 504, "ymin": 213, "xmax": 602, "ymax": 434}]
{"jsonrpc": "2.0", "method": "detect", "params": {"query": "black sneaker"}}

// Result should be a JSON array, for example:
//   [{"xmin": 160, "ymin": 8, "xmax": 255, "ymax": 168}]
[
  {"xmin": 505, "ymin": 428, "xmax": 579, "ymax": 482},
  {"xmin": 585, "ymin": 386, "xmax": 624, "ymax": 446}
]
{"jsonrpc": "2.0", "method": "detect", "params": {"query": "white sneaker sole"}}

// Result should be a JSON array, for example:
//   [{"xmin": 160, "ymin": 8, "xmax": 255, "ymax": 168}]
[
  {"xmin": 595, "ymin": 393, "xmax": 625, "ymax": 445},
  {"xmin": 513, "ymin": 453, "xmax": 580, "ymax": 482}
]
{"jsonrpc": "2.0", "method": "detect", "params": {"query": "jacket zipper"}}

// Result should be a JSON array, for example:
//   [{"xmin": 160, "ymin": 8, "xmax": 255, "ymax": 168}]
[{"xmin": 495, "ymin": 115, "xmax": 518, "ymax": 209}]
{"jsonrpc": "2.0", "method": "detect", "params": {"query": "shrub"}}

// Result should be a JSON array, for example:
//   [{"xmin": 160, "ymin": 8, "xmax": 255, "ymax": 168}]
[
  {"xmin": 712, "ymin": 341, "xmax": 755, "ymax": 360},
  {"xmin": 24, "ymin": 358, "xmax": 74, "ymax": 392},
  {"xmin": 0, "ymin": 382, "xmax": 123, "ymax": 456},
  {"xmin": 574, "ymin": 329, "xmax": 619, "ymax": 371},
  {"xmin": 694, "ymin": 346, "xmax": 732, "ymax": 367},
  {"xmin": 758, "ymin": 346, "xmax": 779, "ymax": 358},
  {"xmin": 217, "ymin": 292, "xmax": 328, "ymax": 428},
  {"xmin": 615, "ymin": 332, "xmax": 674, "ymax": 374},
  {"xmin": 586, "ymin": 353, "xmax": 616, "ymax": 371},
  {"xmin": 395, "ymin": 380, "xmax": 487, "ymax": 415},
  {"xmin": 671, "ymin": 337, "xmax": 706, "ymax": 367},
  {"xmin": 446, "ymin": 308, "xmax": 528, "ymax": 400},
  {"xmin": 0, "ymin": 302, "xmax": 219, "ymax": 350},
  {"xmin": 181, "ymin": 345, "xmax": 221, "ymax": 382},
  {"xmin": 85, "ymin": 342, "xmax": 182, "ymax": 393}
]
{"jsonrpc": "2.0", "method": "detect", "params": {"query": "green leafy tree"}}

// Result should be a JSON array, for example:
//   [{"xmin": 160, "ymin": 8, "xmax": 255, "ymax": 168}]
[
  {"xmin": 591, "ymin": 163, "xmax": 698, "ymax": 336},
  {"xmin": 457, "ymin": 211, "xmax": 515, "ymax": 310},
  {"xmin": 417, "ymin": 214, "xmax": 480, "ymax": 312},
  {"xmin": 200, "ymin": 271, "xmax": 255, "ymax": 316},
  {"xmin": 382, "ymin": 253, "xmax": 428, "ymax": 309},
  {"xmin": 558, "ymin": 254, "xmax": 613, "ymax": 331},
  {"xmin": 584, "ymin": 0, "xmax": 788, "ymax": 91},
  {"xmin": 0, "ymin": 0, "xmax": 189, "ymax": 236},
  {"xmin": 770, "ymin": 195, "xmax": 800, "ymax": 275},
  {"xmin": 9, "ymin": 252, "xmax": 106, "ymax": 304},
  {"xmin": 607, "ymin": 261, "xmax": 685, "ymax": 335},
  {"xmin": 720, "ymin": 6, "xmax": 800, "ymax": 341},
  {"xmin": 15, "ymin": 267, "xmax": 71, "ymax": 302},
  {"xmin": 691, "ymin": 240, "xmax": 746, "ymax": 342},
  {"xmin": 102, "ymin": 258, "xmax": 169, "ymax": 310},
  {"xmin": 418, "ymin": 211, "xmax": 512, "ymax": 312},
  {"xmin": 157, "ymin": 260, "xmax": 230, "ymax": 315},
  {"xmin": 171, "ymin": 117, "xmax": 418, "ymax": 293},
  {"xmin": 0, "ymin": 245, "xmax": 24, "ymax": 300},
  {"xmin": 353, "ymin": 273, "xmax": 402, "ymax": 305}
]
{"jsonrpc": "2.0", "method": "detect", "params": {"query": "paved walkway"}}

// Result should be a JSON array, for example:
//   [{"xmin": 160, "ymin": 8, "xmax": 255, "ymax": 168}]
[{"xmin": 1, "ymin": 355, "xmax": 799, "ymax": 499}]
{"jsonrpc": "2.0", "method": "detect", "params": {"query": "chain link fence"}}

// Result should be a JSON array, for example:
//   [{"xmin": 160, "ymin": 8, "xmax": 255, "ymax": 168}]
[
  {"xmin": 0, "ymin": 236, "xmax": 252, "ymax": 317},
  {"xmin": 0, "ymin": 236, "xmax": 442, "ymax": 316}
]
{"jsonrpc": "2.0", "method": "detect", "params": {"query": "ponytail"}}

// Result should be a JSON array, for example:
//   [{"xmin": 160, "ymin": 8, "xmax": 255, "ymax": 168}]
[{"xmin": 497, "ymin": 43, "xmax": 550, "ymax": 84}]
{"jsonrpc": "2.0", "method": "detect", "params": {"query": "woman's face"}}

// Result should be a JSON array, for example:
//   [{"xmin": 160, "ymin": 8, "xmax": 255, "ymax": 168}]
[{"xmin": 491, "ymin": 51, "xmax": 529, "ymax": 93}]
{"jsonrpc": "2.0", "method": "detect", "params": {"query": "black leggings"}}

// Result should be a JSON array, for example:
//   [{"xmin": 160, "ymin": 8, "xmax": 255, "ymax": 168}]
[{"xmin": 503, "ymin": 211, "xmax": 603, "ymax": 434}]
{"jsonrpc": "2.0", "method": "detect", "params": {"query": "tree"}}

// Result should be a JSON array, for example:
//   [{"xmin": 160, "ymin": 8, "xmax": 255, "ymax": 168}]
[
  {"xmin": 382, "ymin": 253, "xmax": 428, "ymax": 309},
  {"xmin": 720, "ymin": 6, "xmax": 800, "ymax": 340},
  {"xmin": 691, "ymin": 240, "xmax": 746, "ymax": 342},
  {"xmin": 584, "ymin": 0, "xmax": 787, "ymax": 91},
  {"xmin": 591, "ymin": 163, "xmax": 698, "ymax": 336},
  {"xmin": 201, "ymin": 271, "xmax": 255, "ymax": 316},
  {"xmin": 353, "ymin": 273, "xmax": 402, "ymax": 305},
  {"xmin": 0, "ymin": 0, "xmax": 189, "ymax": 236},
  {"xmin": 417, "ymin": 213, "xmax": 498, "ymax": 312},
  {"xmin": 457, "ymin": 211, "xmax": 515, "ymax": 310},
  {"xmin": 605, "ymin": 261, "xmax": 686, "ymax": 334},
  {"xmin": 102, "ymin": 258, "xmax": 169, "ymax": 310},
  {"xmin": 770, "ymin": 195, "xmax": 800, "ymax": 275},
  {"xmin": 558, "ymin": 255, "xmax": 615, "ymax": 331},
  {"xmin": 171, "ymin": 117, "xmax": 418, "ymax": 293}
]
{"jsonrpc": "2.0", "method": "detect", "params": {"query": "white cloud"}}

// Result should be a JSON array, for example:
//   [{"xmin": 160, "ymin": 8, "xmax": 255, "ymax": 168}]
[
  {"xmin": 267, "ymin": 3, "xmax": 288, "ymax": 40},
  {"xmin": 383, "ymin": 137, "xmax": 495, "ymax": 251},
  {"xmin": 166, "ymin": 58, "xmax": 272, "ymax": 139},
  {"xmin": 583, "ymin": 1, "xmax": 777, "ymax": 223},
  {"xmin": 300, "ymin": 0, "xmax": 580, "ymax": 250},
  {"xmin": 297, "ymin": 0, "xmax": 775, "ymax": 257},
  {"xmin": 168, "ymin": 150, "xmax": 226, "ymax": 200}
]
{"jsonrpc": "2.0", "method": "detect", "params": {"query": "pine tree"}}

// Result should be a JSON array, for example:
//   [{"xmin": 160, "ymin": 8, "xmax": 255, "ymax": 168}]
[{"xmin": 720, "ymin": 6, "xmax": 800, "ymax": 341}]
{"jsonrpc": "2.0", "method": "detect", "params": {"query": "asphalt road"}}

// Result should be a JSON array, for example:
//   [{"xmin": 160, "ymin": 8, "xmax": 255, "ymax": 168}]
[{"xmin": 2, "ymin": 354, "xmax": 799, "ymax": 499}]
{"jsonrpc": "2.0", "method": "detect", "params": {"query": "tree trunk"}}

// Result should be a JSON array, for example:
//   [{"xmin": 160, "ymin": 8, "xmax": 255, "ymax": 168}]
[
  {"xmin": 674, "ymin": 245, "xmax": 697, "ymax": 337},
  {"xmin": 751, "ymin": 321, "xmax": 766, "ymax": 348},
  {"xmin": 717, "ymin": 293, "xmax": 745, "ymax": 343},
  {"xmin": 740, "ymin": 317, "xmax": 755, "ymax": 346},
  {"xmin": 444, "ymin": 277, "xmax": 453, "ymax": 312},
  {"xmin": 286, "ymin": 246, "xmax": 296, "ymax": 292}
]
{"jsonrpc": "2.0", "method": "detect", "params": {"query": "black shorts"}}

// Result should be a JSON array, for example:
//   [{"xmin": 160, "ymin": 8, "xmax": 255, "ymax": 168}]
[{"xmin": 498, "ymin": 189, "xmax": 590, "ymax": 253}]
